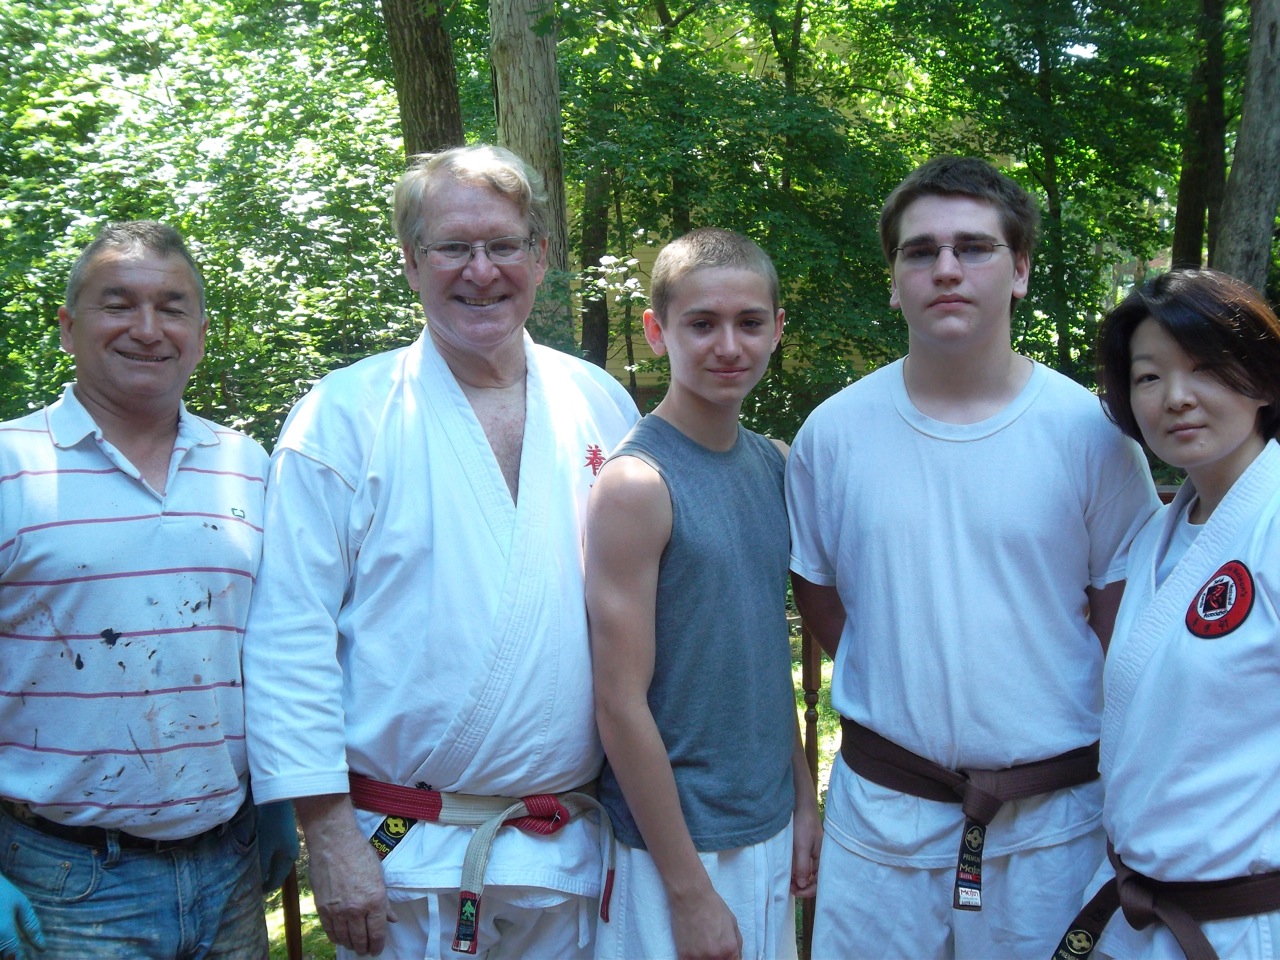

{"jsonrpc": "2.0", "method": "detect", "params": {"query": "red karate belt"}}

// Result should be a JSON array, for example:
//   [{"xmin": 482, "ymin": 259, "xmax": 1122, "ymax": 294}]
[{"xmin": 348, "ymin": 772, "xmax": 615, "ymax": 954}]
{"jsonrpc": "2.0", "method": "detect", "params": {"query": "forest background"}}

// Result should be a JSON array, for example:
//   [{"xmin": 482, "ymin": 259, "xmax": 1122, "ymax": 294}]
[{"xmin": 2, "ymin": 0, "xmax": 1278, "ymax": 447}]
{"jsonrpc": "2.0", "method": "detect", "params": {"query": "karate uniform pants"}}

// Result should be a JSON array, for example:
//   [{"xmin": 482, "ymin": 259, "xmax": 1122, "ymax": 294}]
[
  {"xmin": 337, "ymin": 885, "xmax": 594, "ymax": 960},
  {"xmin": 594, "ymin": 819, "xmax": 797, "ymax": 960},
  {"xmin": 811, "ymin": 824, "xmax": 1104, "ymax": 960}
]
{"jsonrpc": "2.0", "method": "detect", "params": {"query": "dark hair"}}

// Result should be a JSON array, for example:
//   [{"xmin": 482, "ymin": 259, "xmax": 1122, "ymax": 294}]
[
  {"xmin": 649, "ymin": 227, "xmax": 779, "ymax": 322},
  {"xmin": 879, "ymin": 156, "xmax": 1040, "ymax": 265},
  {"xmin": 1097, "ymin": 269, "xmax": 1280, "ymax": 442},
  {"xmin": 65, "ymin": 221, "xmax": 204, "ymax": 315}
]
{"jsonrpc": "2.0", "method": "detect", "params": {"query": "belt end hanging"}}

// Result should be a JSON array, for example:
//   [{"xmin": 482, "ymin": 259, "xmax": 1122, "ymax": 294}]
[{"xmin": 453, "ymin": 891, "xmax": 482, "ymax": 954}]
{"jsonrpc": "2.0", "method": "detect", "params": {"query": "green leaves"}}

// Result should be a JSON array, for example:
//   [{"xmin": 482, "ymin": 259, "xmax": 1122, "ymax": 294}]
[
  {"xmin": 1, "ymin": 0, "xmax": 414, "ymax": 445},
  {"xmin": 1, "ymin": 0, "xmax": 1248, "ymax": 446}
]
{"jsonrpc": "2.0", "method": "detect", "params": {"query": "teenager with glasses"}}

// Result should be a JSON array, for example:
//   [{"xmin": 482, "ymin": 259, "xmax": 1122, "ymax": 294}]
[{"xmin": 786, "ymin": 156, "xmax": 1159, "ymax": 958}]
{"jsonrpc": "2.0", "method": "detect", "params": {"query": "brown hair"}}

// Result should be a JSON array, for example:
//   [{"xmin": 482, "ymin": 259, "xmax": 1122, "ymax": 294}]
[
  {"xmin": 649, "ymin": 227, "xmax": 779, "ymax": 323},
  {"xmin": 879, "ymin": 156, "xmax": 1040, "ymax": 265}
]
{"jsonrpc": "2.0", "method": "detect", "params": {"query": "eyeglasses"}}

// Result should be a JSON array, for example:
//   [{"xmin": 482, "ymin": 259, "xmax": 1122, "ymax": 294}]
[
  {"xmin": 892, "ymin": 240, "xmax": 1010, "ymax": 268},
  {"xmin": 417, "ymin": 236, "xmax": 536, "ymax": 268}
]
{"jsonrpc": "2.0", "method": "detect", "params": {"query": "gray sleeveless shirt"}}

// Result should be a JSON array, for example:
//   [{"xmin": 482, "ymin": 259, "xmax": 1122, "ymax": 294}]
[{"xmin": 598, "ymin": 414, "xmax": 795, "ymax": 851}]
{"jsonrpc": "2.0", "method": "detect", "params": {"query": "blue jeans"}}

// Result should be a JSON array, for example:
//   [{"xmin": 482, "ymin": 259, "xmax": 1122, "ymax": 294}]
[{"xmin": 0, "ymin": 800, "xmax": 268, "ymax": 959}]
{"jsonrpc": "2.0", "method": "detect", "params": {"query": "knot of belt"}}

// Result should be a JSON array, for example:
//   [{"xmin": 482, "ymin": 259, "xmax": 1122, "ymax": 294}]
[
  {"xmin": 1050, "ymin": 843, "xmax": 1280, "ymax": 960},
  {"xmin": 348, "ymin": 772, "xmax": 615, "ymax": 955},
  {"xmin": 839, "ymin": 717, "xmax": 1100, "ymax": 912}
]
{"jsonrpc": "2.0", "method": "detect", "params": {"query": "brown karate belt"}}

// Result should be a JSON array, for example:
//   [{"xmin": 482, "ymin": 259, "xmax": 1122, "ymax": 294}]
[
  {"xmin": 348, "ymin": 772, "xmax": 615, "ymax": 955},
  {"xmin": 839, "ymin": 717, "xmax": 1100, "ymax": 911},
  {"xmin": 1052, "ymin": 843, "xmax": 1280, "ymax": 960}
]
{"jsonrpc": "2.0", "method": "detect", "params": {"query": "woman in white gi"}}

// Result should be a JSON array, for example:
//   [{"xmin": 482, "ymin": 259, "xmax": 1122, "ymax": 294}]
[{"xmin": 1058, "ymin": 269, "xmax": 1280, "ymax": 959}]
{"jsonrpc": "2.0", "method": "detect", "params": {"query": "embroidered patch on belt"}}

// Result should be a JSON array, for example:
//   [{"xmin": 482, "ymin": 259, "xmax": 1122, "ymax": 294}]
[
  {"xmin": 1054, "ymin": 927, "xmax": 1096, "ymax": 959},
  {"xmin": 953, "ymin": 819, "xmax": 985, "ymax": 910},
  {"xmin": 453, "ymin": 891, "xmax": 480, "ymax": 954},
  {"xmin": 1185, "ymin": 560, "xmax": 1254, "ymax": 638},
  {"xmin": 368, "ymin": 815, "xmax": 416, "ymax": 860}
]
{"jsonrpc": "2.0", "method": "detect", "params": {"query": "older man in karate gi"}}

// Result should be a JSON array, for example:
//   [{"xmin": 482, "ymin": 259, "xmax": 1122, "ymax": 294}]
[{"xmin": 241, "ymin": 145, "xmax": 640, "ymax": 959}]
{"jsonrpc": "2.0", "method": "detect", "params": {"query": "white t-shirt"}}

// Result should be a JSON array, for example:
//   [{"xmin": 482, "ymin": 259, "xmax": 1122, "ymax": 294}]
[{"xmin": 787, "ymin": 359, "xmax": 1157, "ymax": 865}]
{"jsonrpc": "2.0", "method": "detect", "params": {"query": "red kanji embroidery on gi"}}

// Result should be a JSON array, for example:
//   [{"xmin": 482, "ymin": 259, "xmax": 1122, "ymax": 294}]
[{"xmin": 584, "ymin": 444, "xmax": 606, "ymax": 476}]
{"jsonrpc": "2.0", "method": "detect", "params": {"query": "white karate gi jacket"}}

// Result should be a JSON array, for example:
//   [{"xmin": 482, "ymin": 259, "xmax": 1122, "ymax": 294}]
[
  {"xmin": 242, "ymin": 328, "xmax": 638, "ymax": 896},
  {"xmin": 1095, "ymin": 440, "xmax": 1280, "ymax": 958}
]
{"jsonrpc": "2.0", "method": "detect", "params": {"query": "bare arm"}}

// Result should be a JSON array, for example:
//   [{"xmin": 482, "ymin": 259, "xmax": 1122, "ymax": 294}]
[
  {"xmin": 293, "ymin": 794, "xmax": 396, "ymax": 957},
  {"xmin": 1086, "ymin": 581, "xmax": 1126, "ymax": 654},
  {"xmin": 791, "ymin": 573, "xmax": 846, "ymax": 659},
  {"xmin": 586, "ymin": 457, "xmax": 742, "ymax": 960},
  {"xmin": 789, "ymin": 716, "xmax": 822, "ymax": 898}
]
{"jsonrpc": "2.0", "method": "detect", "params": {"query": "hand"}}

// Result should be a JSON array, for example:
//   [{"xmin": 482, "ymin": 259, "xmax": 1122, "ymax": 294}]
[
  {"xmin": 670, "ymin": 886, "xmax": 742, "ymax": 960},
  {"xmin": 0, "ymin": 873, "xmax": 44, "ymax": 960},
  {"xmin": 256, "ymin": 800, "xmax": 300, "ymax": 893},
  {"xmin": 296, "ymin": 795, "xmax": 397, "ymax": 956},
  {"xmin": 790, "ymin": 802, "xmax": 823, "ymax": 899}
]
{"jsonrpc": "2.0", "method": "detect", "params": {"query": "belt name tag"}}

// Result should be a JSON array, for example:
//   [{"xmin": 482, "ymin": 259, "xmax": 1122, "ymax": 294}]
[
  {"xmin": 953, "ymin": 818, "xmax": 985, "ymax": 911},
  {"xmin": 368, "ymin": 815, "xmax": 417, "ymax": 860},
  {"xmin": 453, "ymin": 892, "xmax": 480, "ymax": 954}
]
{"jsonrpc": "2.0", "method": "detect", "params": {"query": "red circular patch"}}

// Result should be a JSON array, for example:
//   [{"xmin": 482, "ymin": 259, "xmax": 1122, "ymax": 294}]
[{"xmin": 1184, "ymin": 560, "xmax": 1254, "ymax": 639}]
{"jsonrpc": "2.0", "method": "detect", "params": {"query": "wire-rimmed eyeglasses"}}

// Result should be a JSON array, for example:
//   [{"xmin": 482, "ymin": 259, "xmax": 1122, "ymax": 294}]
[
  {"xmin": 418, "ymin": 236, "xmax": 536, "ymax": 268},
  {"xmin": 892, "ymin": 240, "xmax": 1010, "ymax": 268}
]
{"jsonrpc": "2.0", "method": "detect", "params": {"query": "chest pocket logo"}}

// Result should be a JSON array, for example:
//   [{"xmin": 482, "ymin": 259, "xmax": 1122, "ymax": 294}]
[{"xmin": 1185, "ymin": 559, "xmax": 1254, "ymax": 639}]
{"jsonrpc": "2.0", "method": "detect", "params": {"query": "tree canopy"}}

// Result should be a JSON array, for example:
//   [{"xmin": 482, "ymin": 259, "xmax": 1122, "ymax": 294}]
[{"xmin": 1, "ymin": 0, "xmax": 1272, "ymax": 446}]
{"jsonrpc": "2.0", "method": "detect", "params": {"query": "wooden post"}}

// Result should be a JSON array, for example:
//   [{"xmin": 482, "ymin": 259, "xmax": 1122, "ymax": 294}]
[
  {"xmin": 800, "ymin": 624, "xmax": 823, "ymax": 960},
  {"xmin": 282, "ymin": 864, "xmax": 303, "ymax": 960}
]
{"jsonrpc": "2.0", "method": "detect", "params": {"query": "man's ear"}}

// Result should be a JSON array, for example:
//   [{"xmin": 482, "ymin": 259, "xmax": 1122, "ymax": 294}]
[
  {"xmin": 1012, "ymin": 251, "xmax": 1030, "ymax": 301},
  {"xmin": 195, "ymin": 316, "xmax": 209, "ymax": 365},
  {"xmin": 642, "ymin": 308, "xmax": 667, "ymax": 357},
  {"xmin": 57, "ymin": 306, "xmax": 75, "ymax": 354},
  {"xmin": 402, "ymin": 242, "xmax": 422, "ymax": 291}
]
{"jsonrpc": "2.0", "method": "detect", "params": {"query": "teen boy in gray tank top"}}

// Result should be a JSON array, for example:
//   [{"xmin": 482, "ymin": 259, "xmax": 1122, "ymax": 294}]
[{"xmin": 587, "ymin": 228, "xmax": 820, "ymax": 960}]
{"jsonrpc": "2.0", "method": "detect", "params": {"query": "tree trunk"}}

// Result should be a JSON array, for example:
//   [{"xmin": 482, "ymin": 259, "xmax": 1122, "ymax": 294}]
[
  {"xmin": 1202, "ymin": 0, "xmax": 1228, "ymax": 263},
  {"xmin": 1171, "ymin": 0, "xmax": 1227, "ymax": 268},
  {"xmin": 580, "ymin": 168, "xmax": 611, "ymax": 367},
  {"xmin": 380, "ymin": 0, "xmax": 464, "ymax": 159},
  {"xmin": 1031, "ymin": 28, "xmax": 1073, "ymax": 373},
  {"xmin": 1214, "ymin": 0, "xmax": 1280, "ymax": 292},
  {"xmin": 489, "ymin": 0, "xmax": 571, "ymax": 345},
  {"xmin": 653, "ymin": 0, "xmax": 693, "ymax": 234}
]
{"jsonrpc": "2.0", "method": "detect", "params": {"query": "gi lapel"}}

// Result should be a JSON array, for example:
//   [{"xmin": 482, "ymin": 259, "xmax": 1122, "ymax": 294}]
[
  {"xmin": 404, "ymin": 334, "xmax": 558, "ymax": 790},
  {"xmin": 1103, "ymin": 442, "xmax": 1280, "ymax": 765}
]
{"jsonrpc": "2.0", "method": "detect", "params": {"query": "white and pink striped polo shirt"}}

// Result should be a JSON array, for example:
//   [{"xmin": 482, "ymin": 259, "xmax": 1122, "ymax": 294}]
[{"xmin": 0, "ymin": 385, "xmax": 268, "ymax": 840}]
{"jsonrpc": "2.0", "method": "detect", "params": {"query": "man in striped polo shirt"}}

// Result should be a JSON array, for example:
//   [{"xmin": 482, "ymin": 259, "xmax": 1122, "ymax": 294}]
[{"xmin": 0, "ymin": 222, "xmax": 294, "ymax": 958}]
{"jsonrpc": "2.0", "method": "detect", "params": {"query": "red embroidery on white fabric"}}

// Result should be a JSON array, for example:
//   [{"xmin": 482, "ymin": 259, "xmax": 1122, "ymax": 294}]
[{"xmin": 583, "ymin": 444, "xmax": 606, "ymax": 476}]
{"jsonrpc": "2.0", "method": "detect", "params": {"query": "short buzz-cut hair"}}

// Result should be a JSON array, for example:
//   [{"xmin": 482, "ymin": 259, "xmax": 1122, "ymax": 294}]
[
  {"xmin": 393, "ymin": 144, "xmax": 550, "ymax": 250},
  {"xmin": 1097, "ymin": 268, "xmax": 1280, "ymax": 442},
  {"xmin": 878, "ymin": 156, "xmax": 1041, "ymax": 265},
  {"xmin": 64, "ymin": 221, "xmax": 205, "ymax": 315},
  {"xmin": 648, "ymin": 227, "xmax": 780, "ymax": 323}
]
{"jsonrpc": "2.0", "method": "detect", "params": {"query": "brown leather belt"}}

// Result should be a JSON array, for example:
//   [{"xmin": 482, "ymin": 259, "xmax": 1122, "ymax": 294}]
[
  {"xmin": 0, "ymin": 798, "xmax": 221, "ymax": 852},
  {"xmin": 1052, "ymin": 843, "xmax": 1280, "ymax": 960},
  {"xmin": 839, "ymin": 717, "xmax": 1100, "ymax": 911}
]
